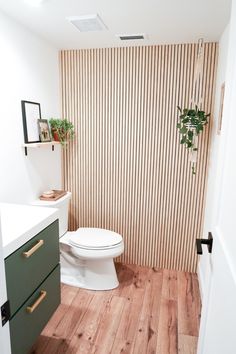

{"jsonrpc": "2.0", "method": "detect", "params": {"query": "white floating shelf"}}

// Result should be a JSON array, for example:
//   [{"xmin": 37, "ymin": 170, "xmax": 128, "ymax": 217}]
[
  {"xmin": 23, "ymin": 141, "xmax": 60, "ymax": 155},
  {"xmin": 23, "ymin": 142, "xmax": 60, "ymax": 148}
]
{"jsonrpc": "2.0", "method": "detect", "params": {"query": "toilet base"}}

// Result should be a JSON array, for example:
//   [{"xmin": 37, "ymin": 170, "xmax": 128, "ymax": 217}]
[{"xmin": 60, "ymin": 248, "xmax": 119, "ymax": 290}]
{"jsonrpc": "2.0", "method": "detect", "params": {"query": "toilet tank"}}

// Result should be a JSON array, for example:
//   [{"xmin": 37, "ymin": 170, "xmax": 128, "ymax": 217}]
[{"xmin": 31, "ymin": 192, "xmax": 72, "ymax": 237}]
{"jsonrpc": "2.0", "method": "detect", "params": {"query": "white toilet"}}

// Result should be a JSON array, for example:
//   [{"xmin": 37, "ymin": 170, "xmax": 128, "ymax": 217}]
[{"xmin": 32, "ymin": 192, "xmax": 124, "ymax": 290}]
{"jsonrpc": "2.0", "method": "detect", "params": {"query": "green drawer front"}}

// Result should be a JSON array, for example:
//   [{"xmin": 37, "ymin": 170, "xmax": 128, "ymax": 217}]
[
  {"xmin": 10, "ymin": 264, "xmax": 60, "ymax": 354},
  {"xmin": 5, "ymin": 220, "xmax": 59, "ymax": 317}
]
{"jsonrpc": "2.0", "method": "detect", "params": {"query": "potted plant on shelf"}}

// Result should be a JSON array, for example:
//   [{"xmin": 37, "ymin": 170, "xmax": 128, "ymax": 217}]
[
  {"xmin": 49, "ymin": 118, "xmax": 75, "ymax": 146},
  {"xmin": 177, "ymin": 105, "xmax": 210, "ymax": 174}
]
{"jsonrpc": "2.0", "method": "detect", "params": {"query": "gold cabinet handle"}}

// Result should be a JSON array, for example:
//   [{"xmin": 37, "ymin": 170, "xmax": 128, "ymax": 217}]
[
  {"xmin": 23, "ymin": 239, "xmax": 44, "ymax": 258},
  {"xmin": 26, "ymin": 290, "xmax": 47, "ymax": 314}
]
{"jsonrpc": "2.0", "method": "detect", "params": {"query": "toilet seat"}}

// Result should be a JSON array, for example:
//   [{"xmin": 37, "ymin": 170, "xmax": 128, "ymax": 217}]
[{"xmin": 68, "ymin": 228, "xmax": 123, "ymax": 250}]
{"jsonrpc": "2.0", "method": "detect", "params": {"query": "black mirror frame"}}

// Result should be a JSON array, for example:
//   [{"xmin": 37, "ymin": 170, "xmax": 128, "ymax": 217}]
[{"xmin": 21, "ymin": 100, "xmax": 41, "ymax": 143}]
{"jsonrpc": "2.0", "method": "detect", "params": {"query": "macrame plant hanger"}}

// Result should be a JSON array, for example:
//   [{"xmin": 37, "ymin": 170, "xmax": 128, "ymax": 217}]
[{"xmin": 189, "ymin": 38, "xmax": 204, "ymax": 173}]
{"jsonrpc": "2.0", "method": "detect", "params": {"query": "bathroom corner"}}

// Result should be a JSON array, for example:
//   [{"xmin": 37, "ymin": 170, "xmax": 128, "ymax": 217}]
[{"xmin": 0, "ymin": 11, "xmax": 62, "ymax": 204}]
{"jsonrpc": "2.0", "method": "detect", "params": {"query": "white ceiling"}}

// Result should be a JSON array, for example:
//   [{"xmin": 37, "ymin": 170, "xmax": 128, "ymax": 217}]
[{"xmin": 0, "ymin": 0, "xmax": 231, "ymax": 49}]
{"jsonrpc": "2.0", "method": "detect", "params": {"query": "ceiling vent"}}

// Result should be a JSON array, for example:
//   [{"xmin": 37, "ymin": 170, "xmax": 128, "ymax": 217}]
[
  {"xmin": 117, "ymin": 34, "xmax": 146, "ymax": 41},
  {"xmin": 24, "ymin": 0, "xmax": 46, "ymax": 6},
  {"xmin": 67, "ymin": 14, "xmax": 107, "ymax": 32}
]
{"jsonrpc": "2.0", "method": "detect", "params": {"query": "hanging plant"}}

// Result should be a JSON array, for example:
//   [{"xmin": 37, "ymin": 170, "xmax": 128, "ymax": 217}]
[{"xmin": 177, "ymin": 105, "xmax": 210, "ymax": 174}]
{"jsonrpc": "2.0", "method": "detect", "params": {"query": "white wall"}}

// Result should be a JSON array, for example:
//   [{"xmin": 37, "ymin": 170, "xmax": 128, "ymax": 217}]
[
  {"xmin": 0, "ymin": 11, "xmax": 61, "ymax": 204},
  {"xmin": 216, "ymin": 0, "xmax": 236, "ymax": 271},
  {"xmin": 198, "ymin": 25, "xmax": 230, "ymax": 298}
]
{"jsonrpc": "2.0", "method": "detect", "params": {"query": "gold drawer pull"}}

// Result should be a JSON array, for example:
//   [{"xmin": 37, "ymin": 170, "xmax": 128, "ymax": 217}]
[
  {"xmin": 26, "ymin": 290, "xmax": 47, "ymax": 314},
  {"xmin": 23, "ymin": 239, "xmax": 44, "ymax": 258}
]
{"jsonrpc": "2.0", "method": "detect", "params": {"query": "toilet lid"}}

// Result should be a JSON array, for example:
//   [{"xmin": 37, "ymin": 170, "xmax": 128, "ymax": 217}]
[{"xmin": 69, "ymin": 228, "xmax": 123, "ymax": 249}]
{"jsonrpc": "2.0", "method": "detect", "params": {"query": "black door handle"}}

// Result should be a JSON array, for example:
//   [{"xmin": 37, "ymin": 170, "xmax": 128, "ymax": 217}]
[{"xmin": 196, "ymin": 232, "xmax": 213, "ymax": 255}]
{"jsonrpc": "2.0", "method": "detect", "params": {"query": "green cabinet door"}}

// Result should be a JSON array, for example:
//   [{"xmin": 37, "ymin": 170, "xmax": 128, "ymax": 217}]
[
  {"xmin": 5, "ymin": 220, "xmax": 59, "ymax": 317},
  {"xmin": 10, "ymin": 265, "xmax": 60, "ymax": 354}
]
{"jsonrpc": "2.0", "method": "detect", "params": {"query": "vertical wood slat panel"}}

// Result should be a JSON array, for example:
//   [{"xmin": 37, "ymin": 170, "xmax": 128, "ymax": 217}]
[{"xmin": 60, "ymin": 43, "xmax": 217, "ymax": 272}]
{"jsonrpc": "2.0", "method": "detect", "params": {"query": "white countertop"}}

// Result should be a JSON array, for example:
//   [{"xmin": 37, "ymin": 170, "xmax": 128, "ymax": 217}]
[{"xmin": 0, "ymin": 203, "xmax": 59, "ymax": 258}]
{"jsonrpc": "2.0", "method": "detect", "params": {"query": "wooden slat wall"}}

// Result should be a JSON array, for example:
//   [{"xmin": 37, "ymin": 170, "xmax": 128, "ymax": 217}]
[{"xmin": 60, "ymin": 43, "xmax": 217, "ymax": 272}]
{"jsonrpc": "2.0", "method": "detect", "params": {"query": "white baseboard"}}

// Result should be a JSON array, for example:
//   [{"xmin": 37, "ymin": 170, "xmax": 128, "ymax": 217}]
[{"xmin": 197, "ymin": 263, "xmax": 204, "ymax": 301}]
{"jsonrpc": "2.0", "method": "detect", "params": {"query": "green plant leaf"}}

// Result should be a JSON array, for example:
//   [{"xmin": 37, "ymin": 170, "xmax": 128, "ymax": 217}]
[
  {"xmin": 196, "ymin": 124, "xmax": 203, "ymax": 134},
  {"xmin": 187, "ymin": 141, "xmax": 193, "ymax": 148},
  {"xmin": 180, "ymin": 127, "xmax": 187, "ymax": 134},
  {"xmin": 188, "ymin": 130, "xmax": 193, "ymax": 139},
  {"xmin": 188, "ymin": 109, "xmax": 195, "ymax": 116}
]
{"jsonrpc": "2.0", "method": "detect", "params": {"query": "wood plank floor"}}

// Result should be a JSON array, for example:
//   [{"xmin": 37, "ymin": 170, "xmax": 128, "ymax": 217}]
[{"xmin": 30, "ymin": 263, "xmax": 201, "ymax": 354}]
